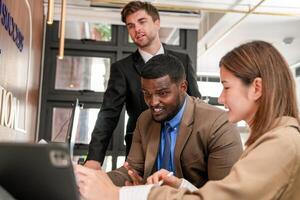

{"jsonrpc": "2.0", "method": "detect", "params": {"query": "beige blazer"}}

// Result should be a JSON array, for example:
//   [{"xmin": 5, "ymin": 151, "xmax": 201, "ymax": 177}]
[
  {"xmin": 108, "ymin": 96, "xmax": 243, "ymax": 187},
  {"xmin": 149, "ymin": 116, "xmax": 300, "ymax": 200}
]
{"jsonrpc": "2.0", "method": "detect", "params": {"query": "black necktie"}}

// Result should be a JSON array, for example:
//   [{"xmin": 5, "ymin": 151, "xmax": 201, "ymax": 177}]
[{"xmin": 161, "ymin": 123, "xmax": 172, "ymax": 171}]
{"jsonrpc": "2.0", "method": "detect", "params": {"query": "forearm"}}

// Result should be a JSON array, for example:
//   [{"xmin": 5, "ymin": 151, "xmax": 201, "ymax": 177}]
[
  {"xmin": 87, "ymin": 61, "xmax": 127, "ymax": 162},
  {"xmin": 87, "ymin": 128, "xmax": 113, "ymax": 163},
  {"xmin": 87, "ymin": 91, "xmax": 126, "ymax": 162}
]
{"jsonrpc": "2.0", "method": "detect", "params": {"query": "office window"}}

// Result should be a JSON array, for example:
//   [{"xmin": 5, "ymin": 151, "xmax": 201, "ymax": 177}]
[
  {"xmin": 64, "ymin": 21, "xmax": 112, "ymax": 41},
  {"xmin": 55, "ymin": 56, "xmax": 110, "ymax": 92},
  {"xmin": 51, "ymin": 107, "xmax": 72, "ymax": 142},
  {"xmin": 160, "ymin": 27, "xmax": 180, "ymax": 45},
  {"xmin": 52, "ymin": 107, "xmax": 100, "ymax": 144}
]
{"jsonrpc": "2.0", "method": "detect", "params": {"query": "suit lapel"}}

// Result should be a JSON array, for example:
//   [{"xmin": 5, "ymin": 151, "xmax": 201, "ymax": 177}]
[
  {"xmin": 144, "ymin": 122, "xmax": 161, "ymax": 178},
  {"xmin": 174, "ymin": 96, "xmax": 194, "ymax": 177},
  {"xmin": 132, "ymin": 50, "xmax": 145, "ymax": 75},
  {"xmin": 163, "ymin": 45, "xmax": 169, "ymax": 55}
]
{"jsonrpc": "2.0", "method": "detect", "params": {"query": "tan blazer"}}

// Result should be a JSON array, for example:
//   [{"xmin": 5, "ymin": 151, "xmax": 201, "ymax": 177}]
[
  {"xmin": 149, "ymin": 116, "xmax": 300, "ymax": 200},
  {"xmin": 108, "ymin": 96, "xmax": 243, "ymax": 187}
]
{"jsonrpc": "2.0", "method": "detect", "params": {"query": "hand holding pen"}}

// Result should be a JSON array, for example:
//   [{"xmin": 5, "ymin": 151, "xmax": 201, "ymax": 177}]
[
  {"xmin": 158, "ymin": 172, "xmax": 174, "ymax": 185},
  {"xmin": 147, "ymin": 169, "xmax": 182, "ymax": 188}
]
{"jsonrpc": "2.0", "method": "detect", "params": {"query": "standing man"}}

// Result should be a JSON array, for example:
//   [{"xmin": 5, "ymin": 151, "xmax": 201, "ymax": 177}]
[{"xmin": 85, "ymin": 1, "xmax": 201, "ymax": 169}]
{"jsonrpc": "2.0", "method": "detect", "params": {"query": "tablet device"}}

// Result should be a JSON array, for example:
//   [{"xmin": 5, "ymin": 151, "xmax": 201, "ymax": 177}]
[
  {"xmin": 65, "ymin": 98, "xmax": 81, "ymax": 160},
  {"xmin": 0, "ymin": 143, "xmax": 80, "ymax": 200}
]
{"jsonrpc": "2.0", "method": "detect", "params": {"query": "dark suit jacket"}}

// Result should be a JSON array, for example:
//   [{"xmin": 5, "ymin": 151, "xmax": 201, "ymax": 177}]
[
  {"xmin": 108, "ymin": 96, "xmax": 243, "ymax": 188},
  {"xmin": 87, "ymin": 47, "xmax": 201, "ymax": 163}
]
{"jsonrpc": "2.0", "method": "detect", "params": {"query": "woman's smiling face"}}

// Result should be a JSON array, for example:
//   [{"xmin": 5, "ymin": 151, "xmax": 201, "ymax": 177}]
[{"xmin": 218, "ymin": 66, "xmax": 260, "ymax": 125}]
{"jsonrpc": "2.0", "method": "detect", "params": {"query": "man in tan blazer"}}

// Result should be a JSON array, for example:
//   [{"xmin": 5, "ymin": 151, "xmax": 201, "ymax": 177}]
[{"xmin": 106, "ymin": 54, "xmax": 243, "ymax": 188}]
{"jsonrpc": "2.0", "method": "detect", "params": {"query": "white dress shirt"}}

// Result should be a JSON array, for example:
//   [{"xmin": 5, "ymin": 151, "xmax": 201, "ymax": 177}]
[{"xmin": 138, "ymin": 44, "xmax": 164, "ymax": 63}]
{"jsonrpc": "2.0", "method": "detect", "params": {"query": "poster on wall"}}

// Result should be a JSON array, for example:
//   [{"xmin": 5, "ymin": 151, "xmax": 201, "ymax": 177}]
[{"xmin": 0, "ymin": 0, "xmax": 32, "ymax": 135}]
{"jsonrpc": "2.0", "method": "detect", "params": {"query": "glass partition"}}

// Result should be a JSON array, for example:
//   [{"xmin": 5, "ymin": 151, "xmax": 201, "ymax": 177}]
[
  {"xmin": 51, "ymin": 107, "xmax": 100, "ymax": 144},
  {"xmin": 63, "ymin": 21, "xmax": 112, "ymax": 41},
  {"xmin": 55, "ymin": 56, "xmax": 110, "ymax": 92}
]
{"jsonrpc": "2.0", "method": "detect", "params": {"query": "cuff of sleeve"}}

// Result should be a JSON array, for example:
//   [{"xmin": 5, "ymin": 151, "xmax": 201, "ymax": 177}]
[
  {"xmin": 120, "ymin": 185, "xmax": 154, "ymax": 200},
  {"xmin": 179, "ymin": 178, "xmax": 198, "ymax": 192}
]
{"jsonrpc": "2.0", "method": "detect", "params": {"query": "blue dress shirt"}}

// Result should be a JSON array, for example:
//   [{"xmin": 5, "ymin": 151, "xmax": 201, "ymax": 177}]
[{"xmin": 156, "ymin": 97, "xmax": 187, "ymax": 175}]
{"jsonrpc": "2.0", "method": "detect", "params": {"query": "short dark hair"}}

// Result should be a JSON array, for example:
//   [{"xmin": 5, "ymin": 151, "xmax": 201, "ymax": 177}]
[
  {"xmin": 141, "ymin": 54, "xmax": 186, "ymax": 83},
  {"xmin": 121, "ymin": 1, "xmax": 160, "ymax": 23}
]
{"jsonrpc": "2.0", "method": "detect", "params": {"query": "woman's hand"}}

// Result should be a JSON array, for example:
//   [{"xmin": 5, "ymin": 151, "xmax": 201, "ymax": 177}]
[
  {"xmin": 74, "ymin": 164, "xmax": 119, "ymax": 200},
  {"xmin": 146, "ymin": 169, "xmax": 182, "ymax": 188}
]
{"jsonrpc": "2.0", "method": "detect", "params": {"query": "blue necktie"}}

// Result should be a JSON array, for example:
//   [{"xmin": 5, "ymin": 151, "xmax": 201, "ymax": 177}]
[{"xmin": 161, "ymin": 123, "xmax": 172, "ymax": 171}]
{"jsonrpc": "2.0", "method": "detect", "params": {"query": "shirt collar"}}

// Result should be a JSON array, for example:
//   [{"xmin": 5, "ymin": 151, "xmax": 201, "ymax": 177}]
[
  {"xmin": 138, "ymin": 44, "xmax": 164, "ymax": 63},
  {"xmin": 164, "ymin": 96, "xmax": 187, "ymax": 129}
]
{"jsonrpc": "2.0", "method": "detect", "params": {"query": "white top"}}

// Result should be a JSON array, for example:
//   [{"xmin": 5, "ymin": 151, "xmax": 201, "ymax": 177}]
[
  {"xmin": 138, "ymin": 44, "xmax": 164, "ymax": 63},
  {"xmin": 120, "ymin": 178, "xmax": 198, "ymax": 200}
]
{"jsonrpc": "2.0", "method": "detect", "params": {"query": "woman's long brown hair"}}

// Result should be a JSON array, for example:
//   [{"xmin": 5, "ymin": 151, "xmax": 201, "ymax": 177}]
[{"xmin": 220, "ymin": 41, "xmax": 300, "ymax": 146}]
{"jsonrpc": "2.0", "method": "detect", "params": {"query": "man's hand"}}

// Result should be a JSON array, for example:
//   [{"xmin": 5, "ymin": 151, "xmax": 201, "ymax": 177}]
[
  {"xmin": 74, "ymin": 165, "xmax": 119, "ymax": 200},
  {"xmin": 123, "ymin": 162, "xmax": 144, "ymax": 186},
  {"xmin": 84, "ymin": 160, "xmax": 101, "ymax": 170},
  {"xmin": 147, "ymin": 169, "xmax": 182, "ymax": 188}
]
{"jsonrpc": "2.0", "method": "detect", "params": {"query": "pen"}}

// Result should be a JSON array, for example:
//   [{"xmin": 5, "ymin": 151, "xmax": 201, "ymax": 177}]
[{"xmin": 158, "ymin": 172, "xmax": 174, "ymax": 186}]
